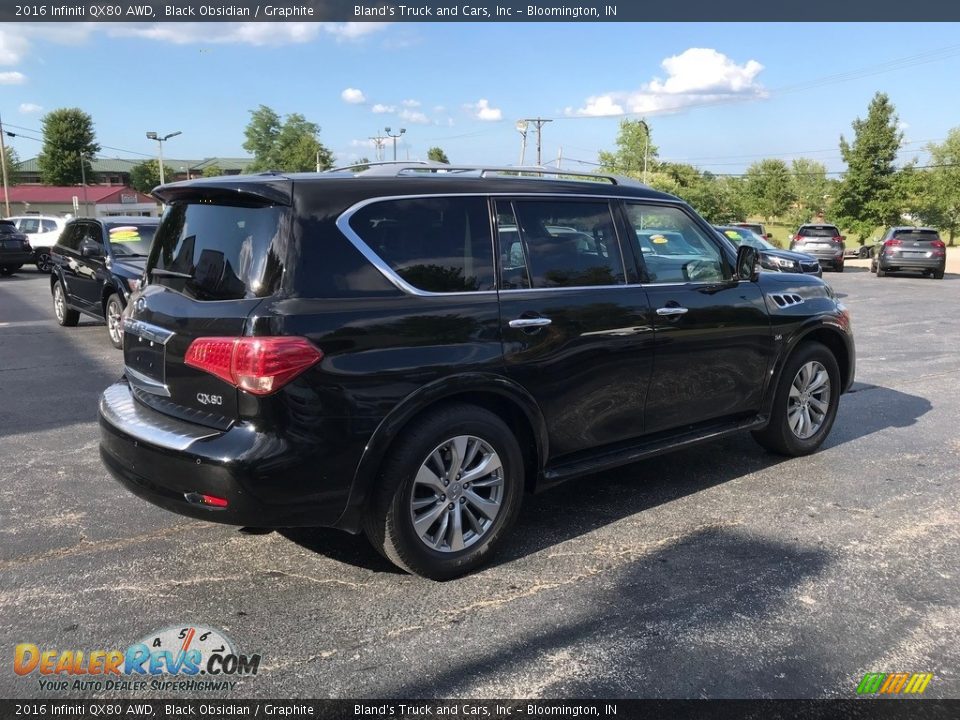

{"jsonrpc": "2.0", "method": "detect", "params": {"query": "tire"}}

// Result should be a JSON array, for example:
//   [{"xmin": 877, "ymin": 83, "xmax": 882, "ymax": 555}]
[
  {"xmin": 35, "ymin": 252, "xmax": 52, "ymax": 273},
  {"xmin": 876, "ymin": 265, "xmax": 886, "ymax": 278},
  {"xmin": 53, "ymin": 280, "xmax": 80, "ymax": 327},
  {"xmin": 933, "ymin": 267, "xmax": 945, "ymax": 280},
  {"xmin": 105, "ymin": 293, "xmax": 124, "ymax": 349},
  {"xmin": 0, "ymin": 265, "xmax": 16, "ymax": 276},
  {"xmin": 752, "ymin": 341, "xmax": 841, "ymax": 457},
  {"xmin": 364, "ymin": 403, "xmax": 524, "ymax": 580},
  {"xmin": 835, "ymin": 262, "xmax": 844, "ymax": 273}
]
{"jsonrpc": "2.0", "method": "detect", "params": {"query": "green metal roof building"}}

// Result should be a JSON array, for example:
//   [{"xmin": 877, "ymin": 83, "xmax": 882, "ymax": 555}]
[{"xmin": 13, "ymin": 157, "xmax": 255, "ymax": 185}]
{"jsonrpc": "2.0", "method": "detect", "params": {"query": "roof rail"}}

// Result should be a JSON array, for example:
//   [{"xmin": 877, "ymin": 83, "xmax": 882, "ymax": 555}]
[{"xmin": 325, "ymin": 161, "xmax": 646, "ymax": 186}]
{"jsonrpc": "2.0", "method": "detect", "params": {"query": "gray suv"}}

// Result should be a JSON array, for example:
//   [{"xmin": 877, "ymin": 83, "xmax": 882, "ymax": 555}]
[
  {"xmin": 871, "ymin": 227, "xmax": 946, "ymax": 279},
  {"xmin": 790, "ymin": 224, "xmax": 846, "ymax": 272}
]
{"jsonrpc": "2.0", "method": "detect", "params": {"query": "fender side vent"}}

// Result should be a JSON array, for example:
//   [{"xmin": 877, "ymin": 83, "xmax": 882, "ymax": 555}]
[{"xmin": 770, "ymin": 293, "xmax": 804, "ymax": 308}]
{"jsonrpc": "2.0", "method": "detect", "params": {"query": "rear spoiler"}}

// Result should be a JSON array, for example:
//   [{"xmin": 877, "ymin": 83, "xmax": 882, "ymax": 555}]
[{"xmin": 151, "ymin": 174, "xmax": 293, "ymax": 206}]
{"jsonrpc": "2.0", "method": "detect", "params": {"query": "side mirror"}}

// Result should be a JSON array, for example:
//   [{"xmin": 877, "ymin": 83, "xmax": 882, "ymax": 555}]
[{"xmin": 735, "ymin": 245, "xmax": 759, "ymax": 282}]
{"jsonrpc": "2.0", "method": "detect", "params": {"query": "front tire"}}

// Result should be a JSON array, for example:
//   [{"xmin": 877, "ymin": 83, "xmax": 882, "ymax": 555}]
[
  {"xmin": 364, "ymin": 403, "xmax": 524, "ymax": 580},
  {"xmin": 53, "ymin": 280, "xmax": 80, "ymax": 327},
  {"xmin": 752, "ymin": 341, "xmax": 841, "ymax": 457},
  {"xmin": 105, "ymin": 293, "xmax": 124, "ymax": 349}
]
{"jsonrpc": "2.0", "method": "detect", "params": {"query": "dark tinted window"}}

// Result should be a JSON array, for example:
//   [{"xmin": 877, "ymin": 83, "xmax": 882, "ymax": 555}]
[
  {"xmin": 147, "ymin": 203, "xmax": 287, "ymax": 301},
  {"xmin": 41, "ymin": 220, "xmax": 59, "ymax": 233},
  {"xmin": 0, "ymin": 221, "xmax": 18, "ymax": 235},
  {"xmin": 893, "ymin": 229, "xmax": 940, "ymax": 240},
  {"xmin": 349, "ymin": 197, "xmax": 494, "ymax": 293},
  {"xmin": 799, "ymin": 225, "xmax": 840, "ymax": 237},
  {"xmin": 497, "ymin": 200, "xmax": 624, "ymax": 289},
  {"xmin": 58, "ymin": 224, "xmax": 82, "ymax": 251}
]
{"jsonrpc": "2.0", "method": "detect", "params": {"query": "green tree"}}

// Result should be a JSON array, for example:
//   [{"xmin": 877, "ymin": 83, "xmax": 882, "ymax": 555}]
[
  {"xmin": 2, "ymin": 145, "xmax": 20, "ymax": 186},
  {"xmin": 744, "ymin": 158, "xmax": 794, "ymax": 220},
  {"xmin": 598, "ymin": 119, "xmax": 659, "ymax": 179},
  {"xmin": 38, "ymin": 108, "xmax": 100, "ymax": 185},
  {"xmin": 427, "ymin": 146, "xmax": 449, "ymax": 164},
  {"xmin": 834, "ymin": 92, "xmax": 904, "ymax": 239},
  {"xmin": 912, "ymin": 129, "xmax": 960, "ymax": 245},
  {"xmin": 129, "ymin": 159, "xmax": 175, "ymax": 193},
  {"xmin": 202, "ymin": 164, "xmax": 224, "ymax": 178},
  {"xmin": 242, "ymin": 105, "xmax": 333, "ymax": 172},
  {"xmin": 790, "ymin": 158, "xmax": 829, "ymax": 215}
]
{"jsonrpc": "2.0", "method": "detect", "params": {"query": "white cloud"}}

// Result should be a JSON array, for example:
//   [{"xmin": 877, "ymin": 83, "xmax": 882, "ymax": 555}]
[
  {"xmin": 433, "ymin": 105, "xmax": 446, "ymax": 113},
  {"xmin": 341, "ymin": 87, "xmax": 366, "ymax": 104},
  {"xmin": 400, "ymin": 108, "xmax": 429, "ymax": 124},
  {"xmin": 0, "ymin": 30, "xmax": 29, "ymax": 65},
  {"xmin": 321, "ymin": 22, "xmax": 390, "ymax": 41},
  {"xmin": 18, "ymin": 102, "xmax": 42, "ymax": 113},
  {"xmin": 372, "ymin": 104, "xmax": 396, "ymax": 114},
  {"xmin": 103, "ymin": 22, "xmax": 388, "ymax": 46},
  {"xmin": 401, "ymin": 99, "xmax": 421, "ymax": 107},
  {"xmin": 469, "ymin": 98, "xmax": 502, "ymax": 121},
  {"xmin": 567, "ymin": 48, "xmax": 765, "ymax": 117},
  {"xmin": 0, "ymin": 71, "xmax": 25, "ymax": 85}
]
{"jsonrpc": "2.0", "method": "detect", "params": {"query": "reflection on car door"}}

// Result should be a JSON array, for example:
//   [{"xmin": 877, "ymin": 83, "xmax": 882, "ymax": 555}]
[
  {"xmin": 622, "ymin": 202, "xmax": 774, "ymax": 434},
  {"xmin": 495, "ymin": 198, "xmax": 655, "ymax": 459},
  {"xmin": 63, "ymin": 222, "xmax": 105, "ymax": 311}
]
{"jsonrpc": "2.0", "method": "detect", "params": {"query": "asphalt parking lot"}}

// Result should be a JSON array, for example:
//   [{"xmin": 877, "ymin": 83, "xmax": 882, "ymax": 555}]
[{"xmin": 1, "ymin": 264, "xmax": 958, "ymax": 700}]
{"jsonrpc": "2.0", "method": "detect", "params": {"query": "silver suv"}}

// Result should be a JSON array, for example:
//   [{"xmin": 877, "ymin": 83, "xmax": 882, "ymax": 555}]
[{"xmin": 790, "ymin": 224, "xmax": 846, "ymax": 272}]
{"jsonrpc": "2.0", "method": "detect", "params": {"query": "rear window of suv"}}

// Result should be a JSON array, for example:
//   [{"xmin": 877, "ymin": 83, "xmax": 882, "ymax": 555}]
[
  {"xmin": 798, "ymin": 226, "xmax": 840, "ymax": 237},
  {"xmin": 147, "ymin": 202, "xmax": 287, "ymax": 301},
  {"xmin": 893, "ymin": 229, "xmax": 940, "ymax": 240}
]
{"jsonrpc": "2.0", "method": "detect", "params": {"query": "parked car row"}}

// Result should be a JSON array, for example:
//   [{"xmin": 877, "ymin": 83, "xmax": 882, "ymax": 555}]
[{"xmin": 93, "ymin": 164, "xmax": 856, "ymax": 579}]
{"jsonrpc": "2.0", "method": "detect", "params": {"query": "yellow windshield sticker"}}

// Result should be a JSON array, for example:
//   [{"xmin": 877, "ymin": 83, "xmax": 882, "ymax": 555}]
[
  {"xmin": 724, "ymin": 230, "xmax": 741, "ymax": 239},
  {"xmin": 651, "ymin": 234, "xmax": 668, "ymax": 244},
  {"xmin": 109, "ymin": 226, "xmax": 141, "ymax": 243}
]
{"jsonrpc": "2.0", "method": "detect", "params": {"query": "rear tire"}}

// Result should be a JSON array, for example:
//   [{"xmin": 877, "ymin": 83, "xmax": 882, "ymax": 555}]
[
  {"xmin": 876, "ymin": 265, "xmax": 886, "ymax": 277},
  {"xmin": 53, "ymin": 280, "xmax": 80, "ymax": 327},
  {"xmin": 105, "ymin": 293, "xmax": 124, "ymax": 349},
  {"xmin": 35, "ymin": 252, "xmax": 52, "ymax": 273},
  {"xmin": 933, "ymin": 267, "xmax": 945, "ymax": 279},
  {"xmin": 0, "ymin": 265, "xmax": 17, "ymax": 276},
  {"xmin": 835, "ymin": 263, "xmax": 844, "ymax": 273},
  {"xmin": 752, "ymin": 341, "xmax": 841, "ymax": 457},
  {"xmin": 364, "ymin": 403, "xmax": 524, "ymax": 580}
]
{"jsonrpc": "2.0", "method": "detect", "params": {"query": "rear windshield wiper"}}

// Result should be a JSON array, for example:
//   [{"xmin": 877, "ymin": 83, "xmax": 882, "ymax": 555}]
[{"xmin": 149, "ymin": 267, "xmax": 192, "ymax": 278}]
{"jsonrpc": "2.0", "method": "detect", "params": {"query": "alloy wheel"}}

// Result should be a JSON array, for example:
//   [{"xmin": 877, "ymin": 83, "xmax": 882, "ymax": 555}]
[
  {"xmin": 787, "ymin": 360, "xmax": 831, "ymax": 440},
  {"xmin": 107, "ymin": 301, "xmax": 122, "ymax": 345},
  {"xmin": 54, "ymin": 285, "xmax": 65, "ymax": 322},
  {"xmin": 409, "ymin": 435, "xmax": 504, "ymax": 553}
]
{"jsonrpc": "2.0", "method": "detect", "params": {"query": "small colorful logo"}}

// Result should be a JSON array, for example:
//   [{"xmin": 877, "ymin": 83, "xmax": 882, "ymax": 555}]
[
  {"xmin": 15, "ymin": 625, "xmax": 261, "ymax": 692},
  {"xmin": 856, "ymin": 672, "xmax": 933, "ymax": 695}
]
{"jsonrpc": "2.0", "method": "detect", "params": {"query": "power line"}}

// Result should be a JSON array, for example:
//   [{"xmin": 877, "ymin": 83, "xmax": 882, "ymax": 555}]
[{"xmin": 3, "ymin": 122, "xmax": 154, "ymax": 158}]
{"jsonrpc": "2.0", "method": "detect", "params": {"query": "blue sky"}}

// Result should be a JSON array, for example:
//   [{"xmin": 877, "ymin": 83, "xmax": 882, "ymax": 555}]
[{"xmin": 2, "ymin": 22, "xmax": 960, "ymax": 175}]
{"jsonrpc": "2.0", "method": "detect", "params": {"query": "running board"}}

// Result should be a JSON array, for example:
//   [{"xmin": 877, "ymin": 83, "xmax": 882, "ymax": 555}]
[{"xmin": 541, "ymin": 415, "xmax": 768, "ymax": 489}]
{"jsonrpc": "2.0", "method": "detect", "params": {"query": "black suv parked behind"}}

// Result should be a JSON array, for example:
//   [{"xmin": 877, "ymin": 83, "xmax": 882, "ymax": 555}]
[
  {"xmin": 98, "ymin": 165, "xmax": 855, "ymax": 579},
  {"xmin": 51, "ymin": 216, "xmax": 159, "ymax": 347},
  {"xmin": 0, "ymin": 220, "xmax": 34, "ymax": 275}
]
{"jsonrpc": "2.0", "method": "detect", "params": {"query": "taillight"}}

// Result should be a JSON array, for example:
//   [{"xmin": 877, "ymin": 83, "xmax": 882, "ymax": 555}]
[
  {"xmin": 832, "ymin": 236, "xmax": 844, "ymax": 244},
  {"xmin": 793, "ymin": 234, "xmax": 803, "ymax": 244},
  {"xmin": 884, "ymin": 238, "xmax": 902, "ymax": 247},
  {"xmin": 931, "ymin": 239, "xmax": 946, "ymax": 255},
  {"xmin": 184, "ymin": 337, "xmax": 323, "ymax": 396}
]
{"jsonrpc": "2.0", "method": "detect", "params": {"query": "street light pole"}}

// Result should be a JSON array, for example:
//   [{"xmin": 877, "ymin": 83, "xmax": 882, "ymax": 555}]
[
  {"xmin": 385, "ymin": 127, "xmax": 405, "ymax": 161},
  {"xmin": 78, "ymin": 151, "xmax": 90, "ymax": 216},
  {"xmin": 637, "ymin": 119, "xmax": 650, "ymax": 183},
  {"xmin": 146, "ymin": 131, "xmax": 182, "ymax": 185},
  {"xmin": 0, "ymin": 112, "xmax": 10, "ymax": 217},
  {"xmin": 515, "ymin": 120, "xmax": 528, "ymax": 166}
]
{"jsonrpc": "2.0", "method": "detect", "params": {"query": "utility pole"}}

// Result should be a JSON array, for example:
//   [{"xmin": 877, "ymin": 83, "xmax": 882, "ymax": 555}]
[
  {"xmin": 637, "ymin": 118, "xmax": 650, "ymax": 183},
  {"xmin": 369, "ymin": 134, "xmax": 386, "ymax": 161},
  {"xmin": 0, "ymin": 112, "xmax": 10, "ymax": 217},
  {"xmin": 557, "ymin": 146, "xmax": 563, "ymax": 170},
  {"xmin": 519, "ymin": 117, "xmax": 552, "ymax": 166}
]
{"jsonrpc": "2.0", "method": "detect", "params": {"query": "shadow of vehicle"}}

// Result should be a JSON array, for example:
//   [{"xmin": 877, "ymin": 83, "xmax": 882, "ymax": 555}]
[{"xmin": 280, "ymin": 385, "xmax": 930, "ymax": 575}]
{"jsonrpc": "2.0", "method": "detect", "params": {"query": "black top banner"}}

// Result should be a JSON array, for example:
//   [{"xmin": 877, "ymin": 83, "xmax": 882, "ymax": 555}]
[{"xmin": 3, "ymin": 0, "xmax": 960, "ymax": 22}]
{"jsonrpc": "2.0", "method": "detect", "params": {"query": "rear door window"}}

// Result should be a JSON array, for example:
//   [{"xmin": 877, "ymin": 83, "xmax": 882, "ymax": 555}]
[
  {"xmin": 147, "ymin": 203, "xmax": 288, "ymax": 301},
  {"xmin": 347, "ymin": 196, "xmax": 494, "ymax": 293},
  {"xmin": 495, "ymin": 199, "xmax": 624, "ymax": 289}
]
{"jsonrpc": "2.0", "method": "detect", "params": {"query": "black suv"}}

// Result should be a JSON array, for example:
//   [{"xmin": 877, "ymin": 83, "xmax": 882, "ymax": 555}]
[
  {"xmin": 0, "ymin": 220, "xmax": 33, "ymax": 275},
  {"xmin": 51, "ymin": 216, "xmax": 159, "ymax": 347},
  {"xmin": 98, "ymin": 166, "xmax": 855, "ymax": 579}
]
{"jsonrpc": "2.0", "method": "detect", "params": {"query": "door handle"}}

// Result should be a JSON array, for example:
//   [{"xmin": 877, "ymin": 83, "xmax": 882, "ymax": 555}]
[
  {"xmin": 509, "ymin": 317, "xmax": 552, "ymax": 328},
  {"xmin": 656, "ymin": 306, "xmax": 689, "ymax": 316}
]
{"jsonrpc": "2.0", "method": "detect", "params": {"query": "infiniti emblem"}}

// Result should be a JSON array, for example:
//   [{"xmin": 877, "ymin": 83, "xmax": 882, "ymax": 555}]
[{"xmin": 135, "ymin": 297, "xmax": 146, "ymax": 312}]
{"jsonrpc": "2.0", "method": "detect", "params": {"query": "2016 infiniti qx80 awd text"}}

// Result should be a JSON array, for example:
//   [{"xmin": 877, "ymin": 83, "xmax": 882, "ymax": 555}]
[{"xmin": 98, "ymin": 164, "xmax": 855, "ymax": 579}]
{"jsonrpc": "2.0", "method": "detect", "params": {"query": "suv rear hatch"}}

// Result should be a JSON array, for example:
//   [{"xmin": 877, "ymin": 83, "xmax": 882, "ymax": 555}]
[
  {"xmin": 124, "ymin": 178, "xmax": 292, "ymax": 429},
  {"xmin": 793, "ymin": 225, "xmax": 842, "ymax": 254},
  {"xmin": 885, "ymin": 228, "xmax": 945, "ymax": 260}
]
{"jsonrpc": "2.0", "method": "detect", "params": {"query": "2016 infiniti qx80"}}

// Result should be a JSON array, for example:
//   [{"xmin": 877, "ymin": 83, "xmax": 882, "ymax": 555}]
[{"xmin": 98, "ymin": 164, "xmax": 855, "ymax": 579}]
